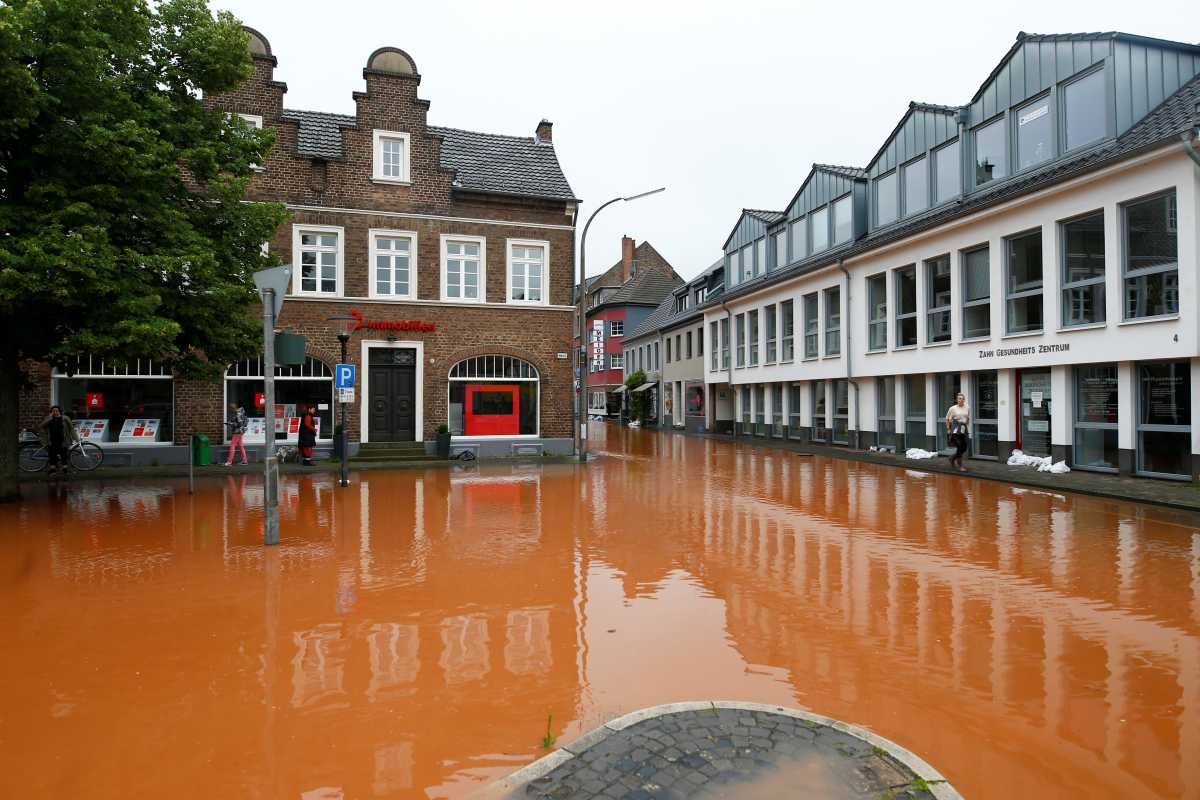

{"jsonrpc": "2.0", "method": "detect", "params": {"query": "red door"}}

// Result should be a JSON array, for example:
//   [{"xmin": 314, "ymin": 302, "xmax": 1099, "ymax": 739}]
[{"xmin": 464, "ymin": 384, "xmax": 520, "ymax": 436}]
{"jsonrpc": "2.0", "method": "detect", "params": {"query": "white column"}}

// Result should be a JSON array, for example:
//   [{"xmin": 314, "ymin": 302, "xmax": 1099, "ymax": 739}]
[
  {"xmin": 800, "ymin": 382, "xmax": 812, "ymax": 428},
  {"xmin": 705, "ymin": 382, "xmax": 715, "ymax": 431},
  {"xmin": 824, "ymin": 381, "xmax": 833, "ymax": 431},
  {"xmin": 781, "ymin": 380, "xmax": 791, "ymax": 428},
  {"xmin": 895, "ymin": 373, "xmax": 909, "ymax": 439},
  {"xmin": 1051, "ymin": 364, "xmax": 1071, "ymax": 451},
  {"xmin": 949, "ymin": 249, "xmax": 963, "ymax": 347},
  {"xmin": 1117, "ymin": 361, "xmax": 1135, "ymax": 459},
  {"xmin": 925, "ymin": 373, "xmax": 937, "ymax": 443},
  {"xmin": 1192, "ymin": 358, "xmax": 1200, "ymax": 471},
  {"xmin": 960, "ymin": 370, "xmax": 973, "ymax": 408},
  {"xmin": 734, "ymin": 382, "xmax": 743, "ymax": 422},
  {"xmin": 997, "ymin": 368, "xmax": 1017, "ymax": 446},
  {"xmin": 763, "ymin": 382, "xmax": 773, "ymax": 427},
  {"xmin": 1042, "ymin": 220, "xmax": 1060, "ymax": 331}
]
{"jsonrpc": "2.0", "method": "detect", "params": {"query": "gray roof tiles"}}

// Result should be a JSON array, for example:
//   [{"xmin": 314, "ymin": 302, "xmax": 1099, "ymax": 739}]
[
  {"xmin": 812, "ymin": 163, "xmax": 868, "ymax": 180},
  {"xmin": 627, "ymin": 258, "xmax": 725, "ymax": 339},
  {"xmin": 744, "ymin": 209, "xmax": 786, "ymax": 224},
  {"xmin": 605, "ymin": 270, "xmax": 683, "ymax": 307},
  {"xmin": 277, "ymin": 109, "xmax": 576, "ymax": 202}
]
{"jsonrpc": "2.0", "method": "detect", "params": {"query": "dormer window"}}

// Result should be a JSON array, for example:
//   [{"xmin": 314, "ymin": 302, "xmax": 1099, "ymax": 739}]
[
  {"xmin": 373, "ymin": 130, "xmax": 411, "ymax": 183},
  {"xmin": 833, "ymin": 195, "xmax": 853, "ymax": 244},
  {"xmin": 1016, "ymin": 94, "xmax": 1052, "ymax": 171},
  {"xmin": 1064, "ymin": 69, "xmax": 1106, "ymax": 152},
  {"xmin": 875, "ymin": 172, "xmax": 898, "ymax": 226},
  {"xmin": 973, "ymin": 117, "xmax": 1007, "ymax": 187}
]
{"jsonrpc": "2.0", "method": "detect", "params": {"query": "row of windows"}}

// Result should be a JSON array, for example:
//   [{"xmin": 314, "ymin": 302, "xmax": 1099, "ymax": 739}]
[
  {"xmin": 710, "ymin": 289, "xmax": 843, "ymax": 373},
  {"xmin": 864, "ymin": 189, "xmax": 1177, "ymax": 352},
  {"xmin": 291, "ymin": 225, "xmax": 552, "ymax": 305},
  {"xmin": 730, "ymin": 196, "xmax": 855, "ymax": 286},
  {"xmin": 238, "ymin": 114, "xmax": 413, "ymax": 186},
  {"xmin": 622, "ymin": 325, "xmax": 706, "ymax": 377}
]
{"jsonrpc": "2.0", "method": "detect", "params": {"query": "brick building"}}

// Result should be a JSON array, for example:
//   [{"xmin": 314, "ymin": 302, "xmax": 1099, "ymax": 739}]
[
  {"xmin": 574, "ymin": 237, "xmax": 682, "ymax": 416},
  {"xmin": 21, "ymin": 28, "xmax": 578, "ymax": 462}
]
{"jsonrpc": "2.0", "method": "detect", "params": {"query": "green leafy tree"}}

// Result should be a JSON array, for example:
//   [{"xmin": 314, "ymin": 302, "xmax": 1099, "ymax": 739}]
[
  {"xmin": 0, "ymin": 0, "xmax": 286, "ymax": 499},
  {"xmin": 625, "ymin": 369, "xmax": 648, "ymax": 422}
]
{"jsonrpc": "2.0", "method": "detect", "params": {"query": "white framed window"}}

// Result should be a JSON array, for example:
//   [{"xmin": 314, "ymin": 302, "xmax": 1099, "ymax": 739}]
[
  {"xmin": 440, "ymin": 235, "xmax": 486, "ymax": 303},
  {"xmin": 237, "ymin": 113, "xmax": 263, "ymax": 129},
  {"xmin": 609, "ymin": 353, "xmax": 624, "ymax": 370},
  {"xmin": 369, "ymin": 229, "xmax": 417, "ymax": 300},
  {"xmin": 372, "ymin": 130, "xmax": 411, "ymax": 183},
  {"xmin": 506, "ymin": 239, "xmax": 549, "ymax": 305},
  {"xmin": 291, "ymin": 225, "xmax": 343, "ymax": 297},
  {"xmin": 609, "ymin": 320, "xmax": 624, "ymax": 337}
]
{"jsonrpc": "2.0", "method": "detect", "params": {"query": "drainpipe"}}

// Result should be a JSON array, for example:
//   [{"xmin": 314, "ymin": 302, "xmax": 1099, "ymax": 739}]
[
  {"xmin": 837, "ymin": 259, "xmax": 860, "ymax": 448},
  {"xmin": 1183, "ymin": 128, "xmax": 1200, "ymax": 168},
  {"xmin": 721, "ymin": 299, "xmax": 734, "ymax": 436}
]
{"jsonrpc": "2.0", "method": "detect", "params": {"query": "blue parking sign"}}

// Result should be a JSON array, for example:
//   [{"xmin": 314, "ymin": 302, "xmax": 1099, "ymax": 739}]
[{"xmin": 335, "ymin": 363, "xmax": 355, "ymax": 389}]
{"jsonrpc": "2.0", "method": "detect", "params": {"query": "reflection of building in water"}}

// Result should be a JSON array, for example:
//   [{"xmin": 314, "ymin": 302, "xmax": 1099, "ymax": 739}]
[
  {"xmin": 373, "ymin": 741, "xmax": 413, "ymax": 795},
  {"xmin": 290, "ymin": 623, "xmax": 347, "ymax": 710},
  {"xmin": 439, "ymin": 614, "xmax": 490, "ymax": 685},
  {"xmin": 505, "ymin": 608, "xmax": 553, "ymax": 676},
  {"xmin": 690, "ymin": 453, "xmax": 1200, "ymax": 799},
  {"xmin": 366, "ymin": 623, "xmax": 419, "ymax": 702}
]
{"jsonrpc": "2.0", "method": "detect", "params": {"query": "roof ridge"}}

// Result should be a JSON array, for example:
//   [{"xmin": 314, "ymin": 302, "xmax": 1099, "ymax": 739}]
[
  {"xmin": 282, "ymin": 108, "xmax": 357, "ymax": 123},
  {"xmin": 909, "ymin": 101, "xmax": 960, "ymax": 114},
  {"xmin": 427, "ymin": 124, "xmax": 538, "ymax": 143}
]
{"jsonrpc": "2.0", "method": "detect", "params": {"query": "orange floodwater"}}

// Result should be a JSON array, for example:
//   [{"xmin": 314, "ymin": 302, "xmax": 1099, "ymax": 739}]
[{"xmin": 2, "ymin": 426, "xmax": 1199, "ymax": 799}]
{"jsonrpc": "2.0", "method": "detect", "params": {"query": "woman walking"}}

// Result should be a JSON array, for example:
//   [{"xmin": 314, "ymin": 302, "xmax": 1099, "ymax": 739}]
[
  {"xmin": 945, "ymin": 392, "xmax": 971, "ymax": 472},
  {"xmin": 223, "ymin": 402, "xmax": 248, "ymax": 466}
]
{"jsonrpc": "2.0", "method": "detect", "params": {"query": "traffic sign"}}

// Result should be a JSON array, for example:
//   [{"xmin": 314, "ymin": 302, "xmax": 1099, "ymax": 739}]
[{"xmin": 335, "ymin": 363, "xmax": 356, "ymax": 389}]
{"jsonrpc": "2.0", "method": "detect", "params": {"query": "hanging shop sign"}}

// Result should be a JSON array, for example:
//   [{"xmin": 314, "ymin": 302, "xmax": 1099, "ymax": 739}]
[
  {"xmin": 590, "ymin": 320, "xmax": 605, "ymax": 372},
  {"xmin": 350, "ymin": 308, "xmax": 436, "ymax": 333}
]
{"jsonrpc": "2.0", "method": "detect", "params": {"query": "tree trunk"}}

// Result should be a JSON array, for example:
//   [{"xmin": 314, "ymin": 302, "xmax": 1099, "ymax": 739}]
[{"xmin": 0, "ymin": 356, "xmax": 22, "ymax": 502}]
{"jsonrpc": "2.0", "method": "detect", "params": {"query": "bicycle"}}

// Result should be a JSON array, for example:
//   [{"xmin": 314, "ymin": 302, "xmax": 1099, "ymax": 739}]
[{"xmin": 18, "ymin": 436, "xmax": 105, "ymax": 473}]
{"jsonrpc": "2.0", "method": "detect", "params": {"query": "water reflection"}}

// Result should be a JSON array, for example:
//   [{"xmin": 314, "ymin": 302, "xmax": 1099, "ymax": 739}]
[{"xmin": 1, "ymin": 427, "xmax": 1198, "ymax": 799}]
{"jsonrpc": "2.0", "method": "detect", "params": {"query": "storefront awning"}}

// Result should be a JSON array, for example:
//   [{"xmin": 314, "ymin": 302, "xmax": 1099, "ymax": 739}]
[
  {"xmin": 632, "ymin": 382, "xmax": 657, "ymax": 393},
  {"xmin": 611, "ymin": 385, "xmax": 627, "ymax": 394}
]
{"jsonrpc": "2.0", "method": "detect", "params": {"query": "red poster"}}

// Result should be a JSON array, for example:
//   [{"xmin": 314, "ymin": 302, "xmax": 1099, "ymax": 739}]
[
  {"xmin": 255, "ymin": 392, "xmax": 265, "ymax": 408},
  {"xmin": 86, "ymin": 392, "xmax": 104, "ymax": 410},
  {"xmin": 288, "ymin": 418, "xmax": 300, "ymax": 434},
  {"xmin": 132, "ymin": 425, "xmax": 145, "ymax": 436}
]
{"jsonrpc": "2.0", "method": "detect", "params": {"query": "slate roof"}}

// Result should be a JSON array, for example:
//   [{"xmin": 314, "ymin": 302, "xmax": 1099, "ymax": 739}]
[
  {"xmin": 910, "ymin": 101, "xmax": 960, "ymax": 115},
  {"xmin": 280, "ymin": 109, "xmax": 357, "ymax": 160},
  {"xmin": 744, "ymin": 209, "xmax": 786, "ymax": 225},
  {"xmin": 277, "ymin": 109, "xmax": 576, "ymax": 202},
  {"xmin": 627, "ymin": 258, "xmax": 725, "ymax": 340},
  {"xmin": 812, "ymin": 163, "xmax": 868, "ymax": 180},
  {"xmin": 603, "ymin": 270, "xmax": 683, "ymax": 310},
  {"xmin": 713, "ymin": 73, "xmax": 1200, "ymax": 308},
  {"xmin": 428, "ymin": 126, "xmax": 577, "ymax": 201}
]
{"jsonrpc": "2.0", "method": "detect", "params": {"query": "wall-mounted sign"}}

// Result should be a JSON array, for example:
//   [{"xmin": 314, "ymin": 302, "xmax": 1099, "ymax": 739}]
[
  {"xmin": 86, "ymin": 392, "xmax": 105, "ymax": 410},
  {"xmin": 351, "ymin": 308, "xmax": 436, "ymax": 333},
  {"xmin": 255, "ymin": 391, "xmax": 265, "ymax": 409},
  {"xmin": 590, "ymin": 319, "xmax": 605, "ymax": 371},
  {"xmin": 978, "ymin": 343, "xmax": 1069, "ymax": 359}
]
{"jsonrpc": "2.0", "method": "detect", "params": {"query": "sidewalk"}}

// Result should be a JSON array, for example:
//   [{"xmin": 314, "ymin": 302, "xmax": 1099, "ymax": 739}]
[
  {"xmin": 654, "ymin": 425, "xmax": 1200, "ymax": 513},
  {"xmin": 16, "ymin": 454, "xmax": 578, "ymax": 484},
  {"xmin": 479, "ymin": 701, "xmax": 959, "ymax": 800}
]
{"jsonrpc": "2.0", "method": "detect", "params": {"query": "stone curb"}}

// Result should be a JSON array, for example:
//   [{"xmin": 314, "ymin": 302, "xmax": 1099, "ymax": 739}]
[{"xmin": 471, "ymin": 701, "xmax": 964, "ymax": 799}]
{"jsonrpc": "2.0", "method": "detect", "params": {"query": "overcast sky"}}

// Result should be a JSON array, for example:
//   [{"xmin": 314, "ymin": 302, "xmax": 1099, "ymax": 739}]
[{"xmin": 213, "ymin": 0, "xmax": 1196, "ymax": 281}]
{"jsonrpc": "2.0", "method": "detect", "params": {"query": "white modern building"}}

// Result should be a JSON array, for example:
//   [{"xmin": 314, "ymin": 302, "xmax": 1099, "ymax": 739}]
[{"xmin": 704, "ymin": 31, "xmax": 1200, "ymax": 479}]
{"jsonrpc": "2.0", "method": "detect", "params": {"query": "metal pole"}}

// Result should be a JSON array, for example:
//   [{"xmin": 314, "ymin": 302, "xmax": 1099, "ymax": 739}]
[
  {"xmin": 338, "ymin": 333, "xmax": 349, "ymax": 487},
  {"xmin": 188, "ymin": 433, "xmax": 194, "ymax": 495},
  {"xmin": 262, "ymin": 288, "xmax": 280, "ymax": 546}
]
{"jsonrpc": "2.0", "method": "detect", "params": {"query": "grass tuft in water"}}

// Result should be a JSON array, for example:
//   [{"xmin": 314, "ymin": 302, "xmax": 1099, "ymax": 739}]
[{"xmin": 541, "ymin": 713, "xmax": 555, "ymax": 749}]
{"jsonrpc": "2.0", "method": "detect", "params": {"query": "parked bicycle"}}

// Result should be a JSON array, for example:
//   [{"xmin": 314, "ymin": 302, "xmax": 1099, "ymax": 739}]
[{"xmin": 18, "ymin": 431, "xmax": 104, "ymax": 473}]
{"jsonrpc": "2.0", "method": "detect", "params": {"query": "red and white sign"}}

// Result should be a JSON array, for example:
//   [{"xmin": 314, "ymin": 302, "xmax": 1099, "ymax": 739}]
[
  {"xmin": 350, "ymin": 308, "xmax": 436, "ymax": 332},
  {"xmin": 118, "ymin": 418, "xmax": 161, "ymax": 444},
  {"xmin": 86, "ymin": 392, "xmax": 105, "ymax": 410},
  {"xmin": 255, "ymin": 392, "xmax": 265, "ymax": 409},
  {"xmin": 74, "ymin": 419, "xmax": 109, "ymax": 441}
]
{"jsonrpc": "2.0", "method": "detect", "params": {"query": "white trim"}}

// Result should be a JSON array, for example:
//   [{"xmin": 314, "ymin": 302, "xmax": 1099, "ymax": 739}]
[
  {"xmin": 372, "ymin": 130, "xmax": 411, "ymax": 184},
  {"xmin": 281, "ymin": 295, "xmax": 574, "ymax": 312},
  {"xmin": 440, "ymin": 234, "xmax": 487, "ymax": 303},
  {"xmin": 282, "ymin": 203, "xmax": 575, "ymax": 232},
  {"xmin": 505, "ymin": 238, "xmax": 551, "ymax": 306},
  {"xmin": 368, "ymin": 228, "xmax": 418, "ymax": 301},
  {"xmin": 291, "ymin": 224, "xmax": 344, "ymax": 297},
  {"xmin": 359, "ymin": 339, "xmax": 424, "ymax": 444},
  {"xmin": 237, "ymin": 113, "xmax": 263, "ymax": 129}
]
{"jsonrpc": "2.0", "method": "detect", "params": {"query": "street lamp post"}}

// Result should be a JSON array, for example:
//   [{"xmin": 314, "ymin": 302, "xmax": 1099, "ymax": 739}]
[
  {"xmin": 326, "ymin": 314, "xmax": 357, "ymax": 488},
  {"xmin": 576, "ymin": 187, "xmax": 666, "ymax": 462}
]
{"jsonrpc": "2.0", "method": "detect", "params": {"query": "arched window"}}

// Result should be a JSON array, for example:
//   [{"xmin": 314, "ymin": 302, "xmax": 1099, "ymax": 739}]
[
  {"xmin": 447, "ymin": 355, "xmax": 539, "ymax": 437},
  {"xmin": 224, "ymin": 356, "xmax": 333, "ymax": 443}
]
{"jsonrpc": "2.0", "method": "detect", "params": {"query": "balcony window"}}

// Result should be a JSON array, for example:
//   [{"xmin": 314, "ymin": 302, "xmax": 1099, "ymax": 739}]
[
  {"xmin": 781, "ymin": 300, "xmax": 794, "ymax": 361},
  {"xmin": 735, "ymin": 314, "xmax": 745, "ymax": 367},
  {"xmin": 719, "ymin": 318, "xmax": 729, "ymax": 369},
  {"xmin": 1061, "ymin": 212, "xmax": 1105, "ymax": 327},
  {"xmin": 894, "ymin": 265, "xmax": 917, "ymax": 347},
  {"xmin": 764, "ymin": 304, "xmax": 777, "ymax": 363},
  {"xmin": 748, "ymin": 309, "xmax": 759, "ymax": 366},
  {"xmin": 803, "ymin": 293, "xmax": 819, "ymax": 359},
  {"xmin": 824, "ymin": 286, "xmax": 840, "ymax": 356},
  {"xmin": 926, "ymin": 255, "xmax": 951, "ymax": 343},
  {"xmin": 867, "ymin": 273, "xmax": 887, "ymax": 351},
  {"xmin": 962, "ymin": 246, "xmax": 991, "ymax": 339},
  {"xmin": 1005, "ymin": 230, "xmax": 1043, "ymax": 334}
]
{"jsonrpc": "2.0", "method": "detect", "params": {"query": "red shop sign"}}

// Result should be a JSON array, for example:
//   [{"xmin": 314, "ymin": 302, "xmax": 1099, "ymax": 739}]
[
  {"xmin": 350, "ymin": 308, "xmax": 436, "ymax": 333},
  {"xmin": 255, "ymin": 392, "xmax": 265, "ymax": 408},
  {"xmin": 86, "ymin": 392, "xmax": 105, "ymax": 410}
]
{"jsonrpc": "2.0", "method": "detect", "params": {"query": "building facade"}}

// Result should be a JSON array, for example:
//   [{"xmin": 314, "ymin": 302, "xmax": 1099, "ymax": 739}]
[
  {"xmin": 704, "ymin": 31, "xmax": 1200, "ymax": 480},
  {"xmin": 577, "ymin": 238, "xmax": 681, "ymax": 417},
  {"xmin": 21, "ymin": 28, "xmax": 578, "ymax": 462}
]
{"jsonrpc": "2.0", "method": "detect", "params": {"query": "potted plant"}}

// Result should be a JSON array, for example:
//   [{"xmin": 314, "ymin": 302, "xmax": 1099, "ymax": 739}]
[{"xmin": 435, "ymin": 423, "xmax": 451, "ymax": 459}]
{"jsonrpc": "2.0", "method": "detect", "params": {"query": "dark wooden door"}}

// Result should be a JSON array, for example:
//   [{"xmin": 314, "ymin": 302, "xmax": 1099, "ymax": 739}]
[{"xmin": 367, "ymin": 348, "xmax": 417, "ymax": 442}]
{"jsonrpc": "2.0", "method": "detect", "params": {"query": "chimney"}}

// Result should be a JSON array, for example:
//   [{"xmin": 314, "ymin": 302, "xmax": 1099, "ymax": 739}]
[
  {"xmin": 621, "ymin": 236, "xmax": 636, "ymax": 282},
  {"xmin": 535, "ymin": 119, "xmax": 553, "ymax": 143}
]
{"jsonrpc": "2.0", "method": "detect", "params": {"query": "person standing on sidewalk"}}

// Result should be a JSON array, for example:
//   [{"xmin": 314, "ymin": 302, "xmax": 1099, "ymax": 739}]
[
  {"xmin": 39, "ymin": 405, "xmax": 77, "ymax": 477},
  {"xmin": 945, "ymin": 392, "xmax": 971, "ymax": 472},
  {"xmin": 223, "ymin": 402, "xmax": 248, "ymax": 466},
  {"xmin": 298, "ymin": 404, "xmax": 317, "ymax": 466}
]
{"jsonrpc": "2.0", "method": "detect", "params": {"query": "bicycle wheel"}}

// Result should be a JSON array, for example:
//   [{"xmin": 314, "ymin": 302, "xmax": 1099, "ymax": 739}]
[
  {"xmin": 19, "ymin": 444, "xmax": 48, "ymax": 473},
  {"xmin": 70, "ymin": 441, "xmax": 104, "ymax": 472}
]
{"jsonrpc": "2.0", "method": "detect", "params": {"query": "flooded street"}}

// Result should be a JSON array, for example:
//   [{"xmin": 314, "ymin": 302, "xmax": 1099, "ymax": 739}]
[{"xmin": 2, "ymin": 426, "xmax": 1199, "ymax": 799}]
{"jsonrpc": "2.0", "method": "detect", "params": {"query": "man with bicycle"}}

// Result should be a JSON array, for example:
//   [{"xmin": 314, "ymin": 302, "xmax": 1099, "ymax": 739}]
[{"xmin": 39, "ymin": 405, "xmax": 78, "ymax": 477}]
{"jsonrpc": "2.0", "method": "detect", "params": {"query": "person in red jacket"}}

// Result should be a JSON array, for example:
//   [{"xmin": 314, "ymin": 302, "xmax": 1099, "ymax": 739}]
[{"xmin": 298, "ymin": 404, "xmax": 317, "ymax": 466}]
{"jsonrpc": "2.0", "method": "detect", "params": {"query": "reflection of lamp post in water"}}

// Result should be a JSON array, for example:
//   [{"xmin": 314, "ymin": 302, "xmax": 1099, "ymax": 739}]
[
  {"xmin": 326, "ymin": 314, "xmax": 357, "ymax": 488},
  {"xmin": 576, "ymin": 186, "xmax": 666, "ymax": 461}
]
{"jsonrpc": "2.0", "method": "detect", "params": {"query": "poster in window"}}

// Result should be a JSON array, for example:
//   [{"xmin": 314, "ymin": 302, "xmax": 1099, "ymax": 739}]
[{"xmin": 86, "ymin": 392, "xmax": 105, "ymax": 410}]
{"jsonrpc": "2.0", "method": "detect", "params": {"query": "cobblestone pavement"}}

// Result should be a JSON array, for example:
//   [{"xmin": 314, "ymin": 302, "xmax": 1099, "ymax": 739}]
[{"xmin": 515, "ymin": 708, "xmax": 945, "ymax": 799}]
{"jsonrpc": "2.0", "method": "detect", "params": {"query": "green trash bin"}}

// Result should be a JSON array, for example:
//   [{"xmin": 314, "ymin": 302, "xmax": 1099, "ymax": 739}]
[{"xmin": 192, "ymin": 434, "xmax": 211, "ymax": 466}]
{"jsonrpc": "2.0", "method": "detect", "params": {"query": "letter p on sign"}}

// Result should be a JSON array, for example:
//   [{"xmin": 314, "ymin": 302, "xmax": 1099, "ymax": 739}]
[{"xmin": 335, "ymin": 363, "xmax": 355, "ymax": 389}]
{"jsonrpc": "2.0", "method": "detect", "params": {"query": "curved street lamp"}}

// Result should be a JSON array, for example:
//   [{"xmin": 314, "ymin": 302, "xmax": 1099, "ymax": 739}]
[
  {"xmin": 576, "ymin": 187, "xmax": 666, "ymax": 461},
  {"xmin": 326, "ymin": 313, "xmax": 358, "ymax": 487}
]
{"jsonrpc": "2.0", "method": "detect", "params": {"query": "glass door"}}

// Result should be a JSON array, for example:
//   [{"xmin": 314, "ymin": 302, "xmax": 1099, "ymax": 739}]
[
  {"xmin": 974, "ymin": 371, "xmax": 998, "ymax": 458},
  {"xmin": 935, "ymin": 372, "xmax": 962, "ymax": 451},
  {"xmin": 1019, "ymin": 369, "xmax": 1052, "ymax": 457}
]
